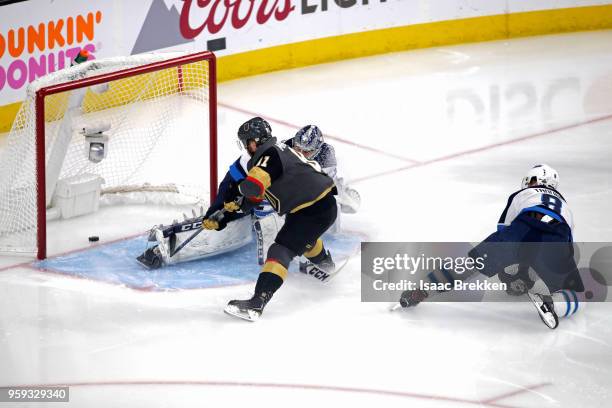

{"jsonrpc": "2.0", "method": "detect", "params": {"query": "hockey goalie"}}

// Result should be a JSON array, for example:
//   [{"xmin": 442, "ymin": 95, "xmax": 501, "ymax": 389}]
[{"xmin": 137, "ymin": 120, "xmax": 360, "ymax": 274}]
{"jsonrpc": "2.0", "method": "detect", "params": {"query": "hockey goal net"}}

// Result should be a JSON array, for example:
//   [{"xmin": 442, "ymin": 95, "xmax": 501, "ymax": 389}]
[{"xmin": 0, "ymin": 51, "xmax": 217, "ymax": 259}]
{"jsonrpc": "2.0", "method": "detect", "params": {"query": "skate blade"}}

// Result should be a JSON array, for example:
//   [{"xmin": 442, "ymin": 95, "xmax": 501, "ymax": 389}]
[
  {"xmin": 389, "ymin": 303, "xmax": 402, "ymax": 312},
  {"xmin": 136, "ymin": 254, "xmax": 161, "ymax": 270},
  {"xmin": 224, "ymin": 304, "xmax": 260, "ymax": 322},
  {"xmin": 539, "ymin": 311, "xmax": 559, "ymax": 329},
  {"xmin": 527, "ymin": 293, "xmax": 559, "ymax": 329}
]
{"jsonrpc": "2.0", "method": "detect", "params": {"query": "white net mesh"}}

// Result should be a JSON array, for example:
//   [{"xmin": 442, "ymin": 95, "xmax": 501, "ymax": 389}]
[{"xmin": 0, "ymin": 52, "xmax": 213, "ymax": 256}]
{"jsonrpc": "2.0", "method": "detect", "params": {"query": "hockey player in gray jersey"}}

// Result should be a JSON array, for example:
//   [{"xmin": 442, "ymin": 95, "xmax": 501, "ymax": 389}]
[
  {"xmin": 285, "ymin": 125, "xmax": 360, "ymax": 214},
  {"xmin": 398, "ymin": 164, "xmax": 584, "ymax": 329}
]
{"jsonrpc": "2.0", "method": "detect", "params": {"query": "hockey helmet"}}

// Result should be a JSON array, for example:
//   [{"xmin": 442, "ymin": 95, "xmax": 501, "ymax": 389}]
[
  {"xmin": 237, "ymin": 117, "xmax": 272, "ymax": 149},
  {"xmin": 293, "ymin": 125, "xmax": 323, "ymax": 157},
  {"xmin": 521, "ymin": 164, "xmax": 559, "ymax": 189}
]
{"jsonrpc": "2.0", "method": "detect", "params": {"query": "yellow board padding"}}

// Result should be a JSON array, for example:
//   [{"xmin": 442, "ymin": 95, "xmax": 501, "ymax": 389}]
[
  {"xmin": 262, "ymin": 260, "xmax": 288, "ymax": 281},
  {"xmin": 0, "ymin": 102, "xmax": 21, "ymax": 134},
  {"xmin": 216, "ymin": 4, "xmax": 612, "ymax": 82},
  {"xmin": 0, "ymin": 60, "xmax": 209, "ymax": 133},
  {"xmin": 42, "ymin": 60, "xmax": 209, "ymax": 125},
  {"xmin": 304, "ymin": 238, "xmax": 323, "ymax": 259},
  {"xmin": 2, "ymin": 4, "xmax": 612, "ymax": 133}
]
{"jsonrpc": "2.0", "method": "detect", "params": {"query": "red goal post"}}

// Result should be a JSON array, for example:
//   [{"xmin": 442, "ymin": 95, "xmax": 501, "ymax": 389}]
[{"xmin": 0, "ymin": 51, "xmax": 218, "ymax": 259}]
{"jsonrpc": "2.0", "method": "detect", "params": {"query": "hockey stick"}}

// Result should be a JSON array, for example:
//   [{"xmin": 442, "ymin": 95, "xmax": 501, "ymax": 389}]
[
  {"xmin": 169, "ymin": 197, "xmax": 243, "ymax": 258},
  {"xmin": 169, "ymin": 226, "xmax": 204, "ymax": 258},
  {"xmin": 157, "ymin": 216, "xmax": 204, "ymax": 239},
  {"xmin": 252, "ymin": 216, "xmax": 265, "ymax": 265}
]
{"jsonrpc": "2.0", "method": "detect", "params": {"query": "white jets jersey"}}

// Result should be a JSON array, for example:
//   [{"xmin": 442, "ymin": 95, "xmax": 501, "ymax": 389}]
[{"xmin": 498, "ymin": 186, "xmax": 573, "ymax": 231}]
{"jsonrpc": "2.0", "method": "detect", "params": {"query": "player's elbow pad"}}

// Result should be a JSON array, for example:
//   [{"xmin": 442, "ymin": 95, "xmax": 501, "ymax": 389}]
[{"xmin": 239, "ymin": 177, "xmax": 265, "ymax": 202}]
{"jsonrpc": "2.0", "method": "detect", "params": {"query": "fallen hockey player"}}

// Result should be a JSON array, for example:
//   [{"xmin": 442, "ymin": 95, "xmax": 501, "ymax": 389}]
[{"xmin": 396, "ymin": 164, "xmax": 585, "ymax": 329}]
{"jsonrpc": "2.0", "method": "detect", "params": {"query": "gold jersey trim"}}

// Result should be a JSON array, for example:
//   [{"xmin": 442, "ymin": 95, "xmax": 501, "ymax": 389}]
[{"xmin": 290, "ymin": 185, "xmax": 335, "ymax": 214}]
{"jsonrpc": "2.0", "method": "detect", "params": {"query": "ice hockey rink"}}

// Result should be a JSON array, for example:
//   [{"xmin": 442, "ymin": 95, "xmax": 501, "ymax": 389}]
[{"xmin": 1, "ymin": 30, "xmax": 612, "ymax": 407}]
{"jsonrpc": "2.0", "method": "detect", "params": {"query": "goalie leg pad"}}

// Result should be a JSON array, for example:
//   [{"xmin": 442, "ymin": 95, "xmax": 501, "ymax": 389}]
[
  {"xmin": 173, "ymin": 216, "xmax": 252, "ymax": 263},
  {"xmin": 142, "ymin": 217, "xmax": 252, "ymax": 268},
  {"xmin": 153, "ymin": 226, "xmax": 171, "ymax": 264}
]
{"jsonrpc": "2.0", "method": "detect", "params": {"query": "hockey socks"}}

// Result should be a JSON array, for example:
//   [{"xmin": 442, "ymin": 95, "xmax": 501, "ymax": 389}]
[
  {"xmin": 255, "ymin": 264, "xmax": 286, "ymax": 295},
  {"xmin": 552, "ymin": 289, "xmax": 581, "ymax": 318}
]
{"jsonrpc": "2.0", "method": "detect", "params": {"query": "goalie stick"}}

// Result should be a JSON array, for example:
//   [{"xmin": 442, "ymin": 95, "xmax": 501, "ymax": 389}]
[
  {"xmin": 157, "ymin": 215, "xmax": 204, "ymax": 239},
  {"xmin": 169, "ymin": 226, "xmax": 204, "ymax": 258},
  {"xmin": 169, "ymin": 197, "xmax": 244, "ymax": 258}
]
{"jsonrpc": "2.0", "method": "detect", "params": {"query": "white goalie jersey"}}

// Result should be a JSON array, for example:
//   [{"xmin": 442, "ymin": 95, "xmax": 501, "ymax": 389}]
[{"xmin": 497, "ymin": 186, "xmax": 574, "ymax": 231}]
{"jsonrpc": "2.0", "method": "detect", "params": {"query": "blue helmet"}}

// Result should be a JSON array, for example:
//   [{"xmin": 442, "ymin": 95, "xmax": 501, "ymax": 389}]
[{"xmin": 293, "ymin": 125, "xmax": 323, "ymax": 156}]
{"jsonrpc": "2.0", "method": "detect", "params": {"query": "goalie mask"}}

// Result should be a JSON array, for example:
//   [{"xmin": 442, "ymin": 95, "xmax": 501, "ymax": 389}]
[
  {"xmin": 293, "ymin": 125, "xmax": 323, "ymax": 158},
  {"xmin": 521, "ymin": 164, "xmax": 559, "ymax": 189},
  {"xmin": 237, "ymin": 117, "xmax": 272, "ymax": 149}
]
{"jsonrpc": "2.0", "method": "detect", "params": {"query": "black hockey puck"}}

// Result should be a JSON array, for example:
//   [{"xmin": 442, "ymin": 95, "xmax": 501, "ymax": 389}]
[{"xmin": 88, "ymin": 236, "xmax": 99, "ymax": 242}]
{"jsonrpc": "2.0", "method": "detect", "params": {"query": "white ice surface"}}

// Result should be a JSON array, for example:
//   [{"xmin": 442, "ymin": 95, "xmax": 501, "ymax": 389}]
[{"xmin": 1, "ymin": 30, "xmax": 612, "ymax": 407}]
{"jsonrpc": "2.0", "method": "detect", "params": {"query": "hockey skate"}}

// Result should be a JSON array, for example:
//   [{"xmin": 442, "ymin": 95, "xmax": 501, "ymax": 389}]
[
  {"xmin": 399, "ymin": 289, "xmax": 429, "ymax": 308},
  {"xmin": 299, "ymin": 250, "xmax": 337, "ymax": 283},
  {"xmin": 136, "ymin": 245, "xmax": 164, "ymax": 269},
  {"xmin": 136, "ymin": 226, "xmax": 173, "ymax": 269},
  {"xmin": 224, "ymin": 292, "xmax": 273, "ymax": 322},
  {"xmin": 527, "ymin": 292, "xmax": 559, "ymax": 329}
]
